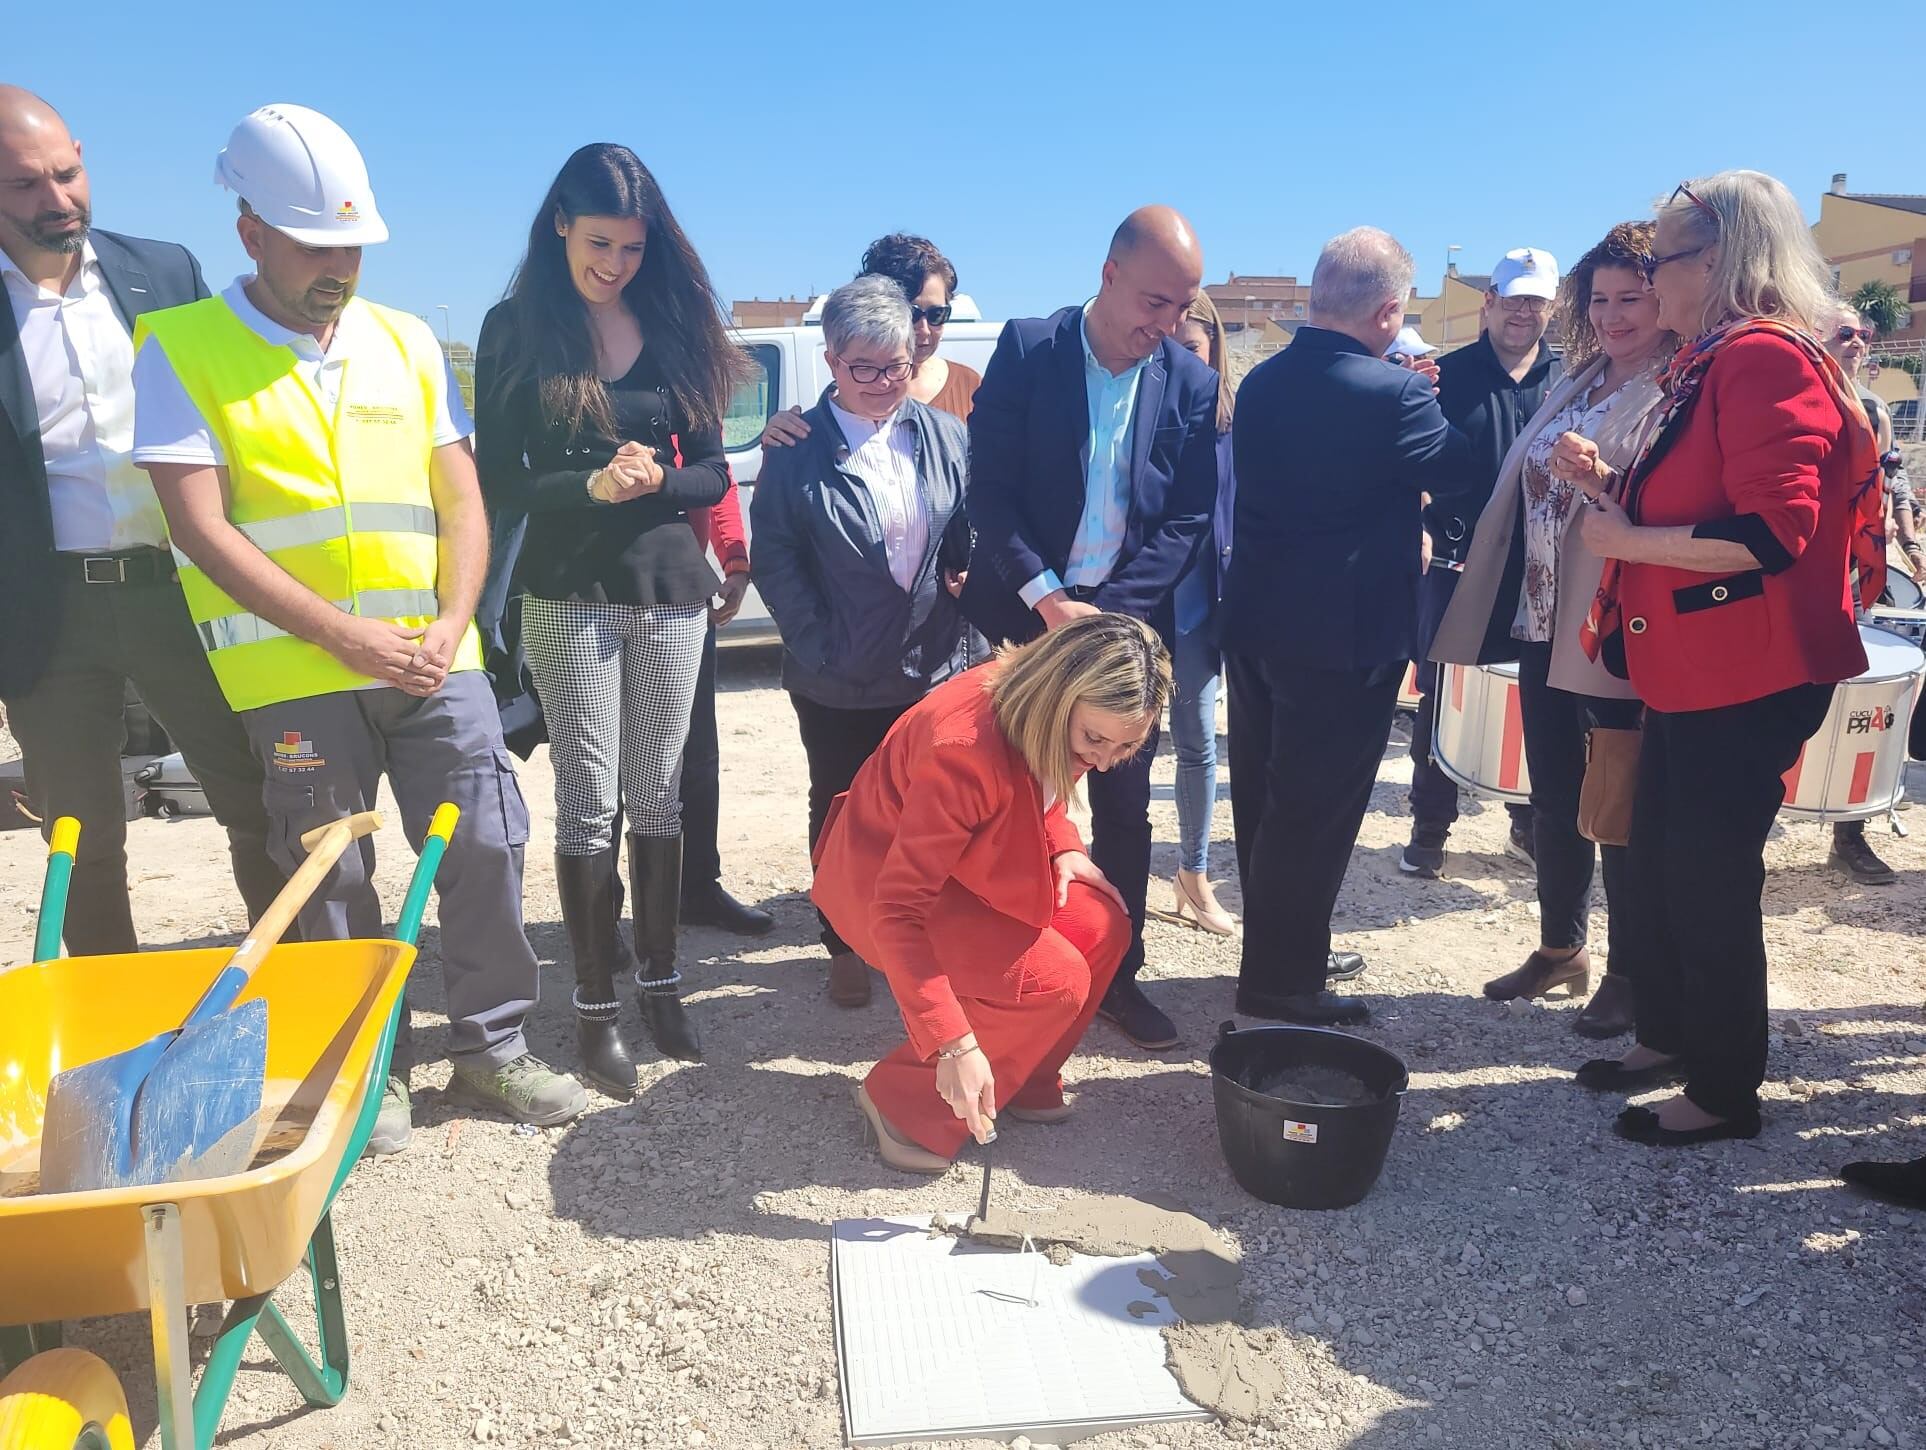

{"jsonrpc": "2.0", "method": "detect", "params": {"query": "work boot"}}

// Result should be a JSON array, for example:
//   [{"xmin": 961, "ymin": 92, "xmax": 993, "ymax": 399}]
[
  {"xmin": 630, "ymin": 833, "xmax": 703, "ymax": 1062},
  {"xmin": 447, "ymin": 1054, "xmax": 587, "ymax": 1126},
  {"xmin": 1830, "ymin": 823, "xmax": 1897, "ymax": 885},
  {"xmin": 364, "ymin": 1076, "xmax": 412, "ymax": 1156},
  {"xmin": 556, "ymin": 849, "xmax": 638, "ymax": 1100}
]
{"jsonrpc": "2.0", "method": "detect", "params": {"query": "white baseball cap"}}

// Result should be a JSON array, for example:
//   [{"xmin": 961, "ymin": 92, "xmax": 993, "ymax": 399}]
[
  {"xmin": 1387, "ymin": 326, "xmax": 1436, "ymax": 357},
  {"xmin": 1489, "ymin": 248, "xmax": 1559, "ymax": 301}
]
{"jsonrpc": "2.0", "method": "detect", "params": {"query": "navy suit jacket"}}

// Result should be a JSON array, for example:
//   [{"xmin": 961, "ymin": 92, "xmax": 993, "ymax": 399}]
[
  {"xmin": 959, "ymin": 305, "xmax": 1220, "ymax": 644},
  {"xmin": 1218, "ymin": 325, "xmax": 1471, "ymax": 672},
  {"xmin": 0, "ymin": 229, "xmax": 210, "ymax": 696}
]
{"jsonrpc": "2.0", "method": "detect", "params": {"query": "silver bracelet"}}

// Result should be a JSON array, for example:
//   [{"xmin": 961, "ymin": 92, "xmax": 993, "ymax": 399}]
[
  {"xmin": 935, "ymin": 1040, "xmax": 979, "ymax": 1060},
  {"xmin": 585, "ymin": 468, "xmax": 605, "ymax": 502}
]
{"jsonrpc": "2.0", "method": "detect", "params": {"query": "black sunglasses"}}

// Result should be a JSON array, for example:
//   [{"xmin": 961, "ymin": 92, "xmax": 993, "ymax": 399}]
[
  {"xmin": 1835, "ymin": 325, "xmax": 1876, "ymax": 343},
  {"xmin": 1640, "ymin": 244, "xmax": 1709, "ymax": 283},
  {"xmin": 909, "ymin": 303, "xmax": 953, "ymax": 328}
]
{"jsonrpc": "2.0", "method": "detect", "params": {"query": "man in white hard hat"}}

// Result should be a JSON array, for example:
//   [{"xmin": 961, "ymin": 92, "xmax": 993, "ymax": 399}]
[{"xmin": 132, "ymin": 104, "xmax": 586, "ymax": 1151}]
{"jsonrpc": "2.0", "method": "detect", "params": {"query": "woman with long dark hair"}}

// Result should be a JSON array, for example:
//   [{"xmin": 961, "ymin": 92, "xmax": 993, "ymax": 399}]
[{"xmin": 476, "ymin": 143, "xmax": 745, "ymax": 1096}]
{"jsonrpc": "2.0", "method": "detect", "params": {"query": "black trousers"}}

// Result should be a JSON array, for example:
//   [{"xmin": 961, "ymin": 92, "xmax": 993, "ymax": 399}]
[
  {"xmin": 2, "ymin": 573, "xmax": 284, "ymax": 954},
  {"xmin": 1626, "ymin": 682, "xmax": 1833, "ymax": 1120},
  {"xmin": 1408, "ymin": 566, "xmax": 1531, "ymax": 837},
  {"xmin": 1226, "ymin": 652, "xmax": 1401, "ymax": 1000},
  {"xmin": 790, "ymin": 693, "xmax": 913, "ymax": 956},
  {"xmin": 1088, "ymin": 719, "xmax": 1158, "ymax": 986},
  {"xmin": 1513, "ymin": 640, "xmax": 1641, "ymax": 954},
  {"xmin": 678, "ymin": 624, "xmax": 723, "ymax": 891}
]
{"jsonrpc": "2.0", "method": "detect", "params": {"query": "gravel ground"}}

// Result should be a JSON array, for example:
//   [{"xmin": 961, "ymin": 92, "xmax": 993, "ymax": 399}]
[{"xmin": 3, "ymin": 648, "xmax": 1923, "ymax": 1450}]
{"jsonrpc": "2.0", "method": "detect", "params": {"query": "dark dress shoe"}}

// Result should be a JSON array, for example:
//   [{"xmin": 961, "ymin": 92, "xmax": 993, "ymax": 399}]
[
  {"xmin": 681, "ymin": 879, "xmax": 776, "ymax": 935},
  {"xmin": 1574, "ymin": 1055, "xmax": 1685, "ymax": 1092},
  {"xmin": 1614, "ymin": 1104, "xmax": 1760, "ymax": 1146},
  {"xmin": 827, "ymin": 951, "xmax": 873, "ymax": 1008},
  {"xmin": 1096, "ymin": 979, "xmax": 1179, "ymax": 1049},
  {"xmin": 1484, "ymin": 947, "xmax": 1590, "ymax": 1002},
  {"xmin": 1235, "ymin": 988, "xmax": 1370, "ymax": 1027},
  {"xmin": 1572, "ymin": 972, "xmax": 1636, "ymax": 1038},
  {"xmin": 1840, "ymin": 1155, "xmax": 1926, "ymax": 1208},
  {"xmin": 1327, "ymin": 951, "xmax": 1366, "ymax": 983}
]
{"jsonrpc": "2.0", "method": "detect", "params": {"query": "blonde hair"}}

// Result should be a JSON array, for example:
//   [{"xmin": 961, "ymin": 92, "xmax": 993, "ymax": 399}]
[
  {"xmin": 1183, "ymin": 292, "xmax": 1235, "ymax": 435},
  {"xmin": 989, "ymin": 614, "xmax": 1170, "ymax": 804},
  {"xmin": 1660, "ymin": 170, "xmax": 1835, "ymax": 337}
]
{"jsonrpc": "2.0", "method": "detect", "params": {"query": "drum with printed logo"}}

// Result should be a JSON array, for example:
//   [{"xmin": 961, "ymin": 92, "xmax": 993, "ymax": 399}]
[
  {"xmin": 1779, "ymin": 624, "xmax": 1925, "ymax": 821},
  {"xmin": 1432, "ymin": 661, "xmax": 1532, "ymax": 805}
]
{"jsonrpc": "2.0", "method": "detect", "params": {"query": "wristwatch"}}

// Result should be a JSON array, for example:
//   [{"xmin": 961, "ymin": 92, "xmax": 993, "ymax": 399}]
[{"xmin": 585, "ymin": 468, "xmax": 607, "ymax": 502}]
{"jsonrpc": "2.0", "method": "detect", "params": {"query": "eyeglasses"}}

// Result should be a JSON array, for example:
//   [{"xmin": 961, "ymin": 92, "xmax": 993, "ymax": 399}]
[
  {"xmin": 836, "ymin": 358, "xmax": 914, "ymax": 384},
  {"xmin": 908, "ymin": 303, "xmax": 952, "ymax": 328},
  {"xmin": 1835, "ymin": 325, "xmax": 1876, "ymax": 343},
  {"xmin": 1639, "ymin": 245, "xmax": 1709, "ymax": 283},
  {"xmin": 1496, "ymin": 294, "xmax": 1552, "ymax": 316}
]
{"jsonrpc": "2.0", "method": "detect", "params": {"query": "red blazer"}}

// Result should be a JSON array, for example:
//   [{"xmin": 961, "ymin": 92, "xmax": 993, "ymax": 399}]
[
  {"xmin": 811, "ymin": 666, "xmax": 1085, "ymax": 1057},
  {"xmin": 688, "ymin": 467, "xmax": 749, "ymax": 576},
  {"xmin": 1620, "ymin": 332, "xmax": 1867, "ymax": 712}
]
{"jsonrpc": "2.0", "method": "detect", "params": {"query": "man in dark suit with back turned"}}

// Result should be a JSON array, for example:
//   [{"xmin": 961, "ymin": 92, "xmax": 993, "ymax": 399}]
[
  {"xmin": 961, "ymin": 205, "xmax": 1217, "ymax": 1050},
  {"xmin": 1220, "ymin": 227, "xmax": 1471, "ymax": 1026},
  {"xmin": 0, "ymin": 86, "xmax": 280, "ymax": 953}
]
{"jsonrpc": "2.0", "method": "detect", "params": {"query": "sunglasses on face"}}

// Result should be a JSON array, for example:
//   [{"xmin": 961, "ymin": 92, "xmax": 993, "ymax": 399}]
[
  {"xmin": 1639, "ymin": 245, "xmax": 1709, "ymax": 283},
  {"xmin": 1835, "ymin": 325, "xmax": 1875, "ymax": 343},
  {"xmin": 838, "ymin": 359, "xmax": 914, "ymax": 384},
  {"xmin": 909, "ymin": 303, "xmax": 953, "ymax": 328}
]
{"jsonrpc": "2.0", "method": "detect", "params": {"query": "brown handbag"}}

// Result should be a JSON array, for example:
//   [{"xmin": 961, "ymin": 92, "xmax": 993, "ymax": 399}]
[{"xmin": 1577, "ymin": 726, "xmax": 1642, "ymax": 847}]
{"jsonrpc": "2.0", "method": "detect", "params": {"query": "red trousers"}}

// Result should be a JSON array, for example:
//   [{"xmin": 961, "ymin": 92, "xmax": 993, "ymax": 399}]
[{"xmin": 865, "ymin": 880, "xmax": 1129, "ymax": 1158}]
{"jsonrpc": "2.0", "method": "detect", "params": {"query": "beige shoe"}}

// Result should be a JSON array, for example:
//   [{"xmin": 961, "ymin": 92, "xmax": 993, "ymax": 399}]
[
  {"xmin": 853, "ymin": 1083, "xmax": 949, "ymax": 1174},
  {"xmin": 1173, "ymin": 870, "xmax": 1236, "ymax": 936},
  {"xmin": 1006, "ymin": 1101, "xmax": 1075, "ymax": 1125}
]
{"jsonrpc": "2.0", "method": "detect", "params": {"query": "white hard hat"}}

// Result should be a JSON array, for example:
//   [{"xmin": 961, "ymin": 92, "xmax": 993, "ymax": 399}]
[{"xmin": 214, "ymin": 104, "xmax": 388, "ymax": 247}]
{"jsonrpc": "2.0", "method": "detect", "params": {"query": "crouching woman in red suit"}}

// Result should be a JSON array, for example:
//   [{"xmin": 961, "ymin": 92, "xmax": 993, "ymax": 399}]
[
  {"xmin": 1557, "ymin": 170, "xmax": 1879, "ymax": 1147},
  {"xmin": 812, "ymin": 614, "xmax": 1171, "ymax": 1172}
]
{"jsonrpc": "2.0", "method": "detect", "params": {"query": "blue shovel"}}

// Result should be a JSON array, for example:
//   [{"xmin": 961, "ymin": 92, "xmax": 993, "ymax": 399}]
[{"xmin": 38, "ymin": 810, "xmax": 384, "ymax": 1194}]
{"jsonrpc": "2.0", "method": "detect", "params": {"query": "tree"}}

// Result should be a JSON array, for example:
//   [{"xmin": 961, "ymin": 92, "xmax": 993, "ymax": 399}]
[{"xmin": 1851, "ymin": 279, "xmax": 1912, "ymax": 337}]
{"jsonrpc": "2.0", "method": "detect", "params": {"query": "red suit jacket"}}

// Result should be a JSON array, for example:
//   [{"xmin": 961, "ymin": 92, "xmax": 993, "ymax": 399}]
[
  {"xmin": 811, "ymin": 666, "xmax": 1085, "ymax": 1057},
  {"xmin": 1620, "ymin": 332, "xmax": 1867, "ymax": 712}
]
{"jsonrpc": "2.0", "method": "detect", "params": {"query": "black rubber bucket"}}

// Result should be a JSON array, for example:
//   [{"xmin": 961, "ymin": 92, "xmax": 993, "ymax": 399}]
[{"xmin": 1208, "ymin": 1021, "xmax": 1408, "ymax": 1209}]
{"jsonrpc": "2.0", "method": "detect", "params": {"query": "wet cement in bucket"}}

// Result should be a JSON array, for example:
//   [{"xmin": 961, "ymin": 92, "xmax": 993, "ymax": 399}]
[{"xmin": 931, "ymin": 1193, "xmax": 1285, "ymax": 1422}]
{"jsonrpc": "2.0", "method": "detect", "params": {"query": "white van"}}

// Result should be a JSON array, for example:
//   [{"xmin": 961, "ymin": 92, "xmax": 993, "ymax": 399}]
[{"xmin": 717, "ymin": 293, "xmax": 1003, "ymax": 644}]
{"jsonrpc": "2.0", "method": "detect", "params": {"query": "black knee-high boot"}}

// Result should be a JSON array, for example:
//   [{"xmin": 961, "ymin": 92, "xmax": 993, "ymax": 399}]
[
  {"xmin": 556, "ymin": 849, "xmax": 638, "ymax": 1098},
  {"xmin": 629, "ymin": 834, "xmax": 702, "ymax": 1062}
]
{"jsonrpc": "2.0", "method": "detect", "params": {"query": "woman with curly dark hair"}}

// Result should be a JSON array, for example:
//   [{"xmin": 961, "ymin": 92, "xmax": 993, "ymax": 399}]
[
  {"xmin": 1432, "ymin": 221, "xmax": 1677, "ymax": 1038},
  {"xmin": 475, "ymin": 143, "xmax": 746, "ymax": 1094}
]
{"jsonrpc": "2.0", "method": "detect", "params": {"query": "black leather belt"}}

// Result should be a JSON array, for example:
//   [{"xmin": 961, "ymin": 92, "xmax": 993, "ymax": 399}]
[{"xmin": 57, "ymin": 548, "xmax": 176, "ymax": 586}]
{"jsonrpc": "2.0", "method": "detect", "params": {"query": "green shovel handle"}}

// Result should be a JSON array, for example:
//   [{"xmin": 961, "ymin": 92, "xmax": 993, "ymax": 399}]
[{"xmin": 33, "ymin": 816, "xmax": 80, "ymax": 964}]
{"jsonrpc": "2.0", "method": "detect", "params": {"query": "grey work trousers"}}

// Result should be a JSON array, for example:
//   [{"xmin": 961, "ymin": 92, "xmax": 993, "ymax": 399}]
[
  {"xmin": 240, "ymin": 669, "xmax": 537, "ymax": 1074},
  {"xmin": 3, "ymin": 573, "xmax": 284, "ymax": 955}
]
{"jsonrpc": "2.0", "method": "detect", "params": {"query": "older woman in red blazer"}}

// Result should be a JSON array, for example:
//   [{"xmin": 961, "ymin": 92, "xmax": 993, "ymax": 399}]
[
  {"xmin": 1555, "ymin": 170, "xmax": 1878, "ymax": 1147},
  {"xmin": 812, "ymin": 614, "xmax": 1169, "ymax": 1171}
]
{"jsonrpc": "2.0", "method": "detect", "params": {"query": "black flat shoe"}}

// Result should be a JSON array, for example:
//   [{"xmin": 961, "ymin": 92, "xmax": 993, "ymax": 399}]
[
  {"xmin": 680, "ymin": 879, "xmax": 776, "ymax": 936},
  {"xmin": 1614, "ymin": 1104, "xmax": 1760, "ymax": 1146},
  {"xmin": 1840, "ymin": 1155, "xmax": 1926, "ymax": 1208},
  {"xmin": 1327, "ymin": 951, "xmax": 1367, "ymax": 983},
  {"xmin": 1096, "ymin": 980, "xmax": 1179, "ymax": 1050},
  {"xmin": 1574, "ymin": 1055, "xmax": 1686, "ymax": 1093},
  {"xmin": 1236, "ymin": 988, "xmax": 1370, "ymax": 1027}
]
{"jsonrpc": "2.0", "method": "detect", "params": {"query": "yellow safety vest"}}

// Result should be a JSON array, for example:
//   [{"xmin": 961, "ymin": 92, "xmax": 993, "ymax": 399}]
[{"xmin": 135, "ymin": 295, "xmax": 481, "ymax": 711}]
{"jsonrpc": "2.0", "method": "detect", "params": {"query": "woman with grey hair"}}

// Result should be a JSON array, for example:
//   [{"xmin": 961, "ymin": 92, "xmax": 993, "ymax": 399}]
[
  {"xmin": 750, "ymin": 274, "xmax": 973, "ymax": 1008},
  {"xmin": 1556, "ymin": 170, "xmax": 1880, "ymax": 1146}
]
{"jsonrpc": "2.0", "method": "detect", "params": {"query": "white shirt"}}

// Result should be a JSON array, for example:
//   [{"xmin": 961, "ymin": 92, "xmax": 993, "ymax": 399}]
[
  {"xmin": 131, "ymin": 276, "xmax": 472, "ymax": 466},
  {"xmin": 828, "ymin": 397, "xmax": 929, "ymax": 594},
  {"xmin": 1, "ymin": 240, "xmax": 167, "ymax": 551}
]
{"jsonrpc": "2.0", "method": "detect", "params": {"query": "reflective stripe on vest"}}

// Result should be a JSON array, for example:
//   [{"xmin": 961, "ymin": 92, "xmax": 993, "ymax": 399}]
[{"xmin": 133, "ymin": 295, "xmax": 481, "ymax": 711}]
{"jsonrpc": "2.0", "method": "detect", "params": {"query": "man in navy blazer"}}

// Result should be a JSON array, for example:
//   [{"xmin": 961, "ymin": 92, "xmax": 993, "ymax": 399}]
[
  {"xmin": 962, "ymin": 206, "xmax": 1217, "ymax": 1049},
  {"xmin": 1219, "ymin": 227, "xmax": 1471, "ymax": 1027},
  {"xmin": 0, "ymin": 88, "xmax": 281, "ymax": 952}
]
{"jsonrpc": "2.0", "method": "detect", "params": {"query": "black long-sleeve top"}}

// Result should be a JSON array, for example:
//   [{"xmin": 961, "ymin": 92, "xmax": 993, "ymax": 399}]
[{"xmin": 475, "ymin": 301, "xmax": 725, "ymax": 606}]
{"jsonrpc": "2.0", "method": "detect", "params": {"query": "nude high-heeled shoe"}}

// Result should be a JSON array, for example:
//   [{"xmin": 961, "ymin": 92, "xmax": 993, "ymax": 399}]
[
  {"xmin": 1173, "ymin": 869, "xmax": 1237, "ymax": 936},
  {"xmin": 853, "ymin": 1083, "xmax": 950, "ymax": 1175}
]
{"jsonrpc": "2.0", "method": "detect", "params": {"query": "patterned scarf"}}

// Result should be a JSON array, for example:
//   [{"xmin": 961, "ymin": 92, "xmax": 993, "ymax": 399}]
[{"xmin": 1578, "ymin": 317, "xmax": 1883, "ymax": 675}]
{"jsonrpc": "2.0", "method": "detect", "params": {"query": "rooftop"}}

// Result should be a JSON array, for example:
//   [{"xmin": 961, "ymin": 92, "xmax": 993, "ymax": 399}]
[{"xmin": 1842, "ymin": 193, "xmax": 1926, "ymax": 217}]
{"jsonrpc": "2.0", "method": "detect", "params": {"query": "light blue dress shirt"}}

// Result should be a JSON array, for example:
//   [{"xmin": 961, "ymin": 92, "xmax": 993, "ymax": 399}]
[{"xmin": 1017, "ymin": 303, "xmax": 1147, "ymax": 609}]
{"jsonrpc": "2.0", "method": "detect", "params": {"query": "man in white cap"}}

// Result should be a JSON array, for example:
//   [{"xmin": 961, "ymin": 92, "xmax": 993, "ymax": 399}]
[
  {"xmin": 132, "ymin": 104, "xmax": 586, "ymax": 1151},
  {"xmin": 1402, "ymin": 247, "xmax": 1562, "ymax": 880}
]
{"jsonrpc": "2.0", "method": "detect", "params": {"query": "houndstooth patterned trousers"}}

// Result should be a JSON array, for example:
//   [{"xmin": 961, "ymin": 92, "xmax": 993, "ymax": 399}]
[{"xmin": 522, "ymin": 597, "xmax": 708, "ymax": 854}]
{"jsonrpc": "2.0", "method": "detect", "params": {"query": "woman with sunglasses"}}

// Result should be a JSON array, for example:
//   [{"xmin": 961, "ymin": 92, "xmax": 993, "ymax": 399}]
[
  {"xmin": 476, "ymin": 144, "xmax": 746, "ymax": 1093},
  {"xmin": 749, "ymin": 276, "xmax": 973, "ymax": 1009},
  {"xmin": 760, "ymin": 234, "xmax": 981, "ymax": 451},
  {"xmin": 1554, "ymin": 171, "xmax": 1880, "ymax": 1146},
  {"xmin": 1432, "ymin": 223, "xmax": 1675, "ymax": 1039}
]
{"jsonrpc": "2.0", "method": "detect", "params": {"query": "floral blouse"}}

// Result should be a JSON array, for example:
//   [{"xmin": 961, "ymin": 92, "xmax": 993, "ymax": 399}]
[{"xmin": 1511, "ymin": 372, "xmax": 1632, "ymax": 644}]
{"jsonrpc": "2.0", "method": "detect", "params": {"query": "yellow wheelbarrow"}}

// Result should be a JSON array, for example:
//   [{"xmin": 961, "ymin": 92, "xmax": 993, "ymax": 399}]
[{"xmin": 0, "ymin": 805, "xmax": 459, "ymax": 1449}]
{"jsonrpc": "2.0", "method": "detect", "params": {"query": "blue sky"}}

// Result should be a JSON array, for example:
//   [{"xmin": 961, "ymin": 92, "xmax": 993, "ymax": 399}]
[{"xmin": 21, "ymin": 0, "xmax": 1907, "ymax": 345}]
